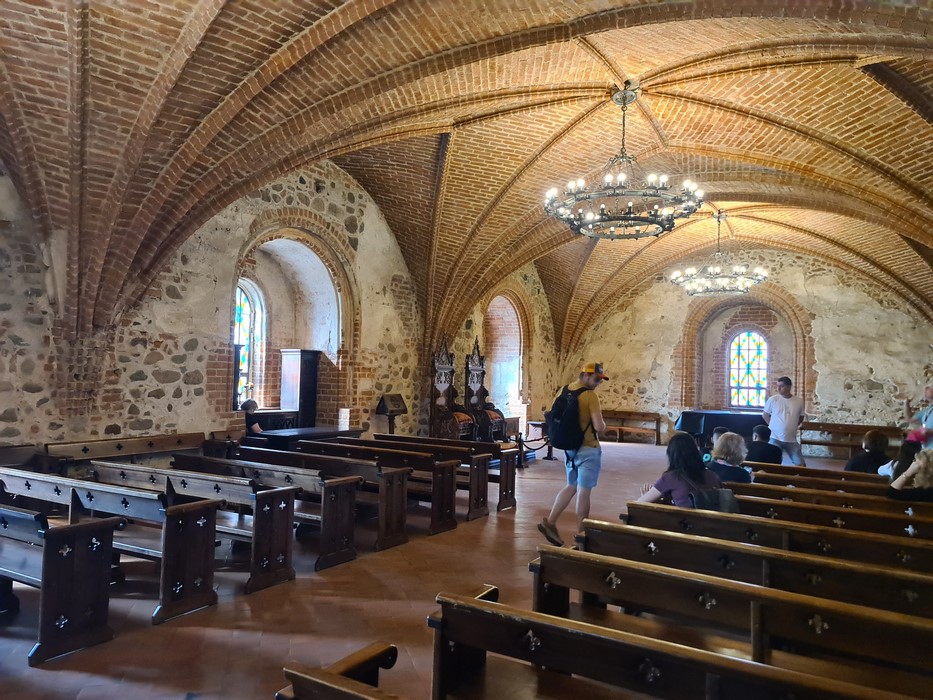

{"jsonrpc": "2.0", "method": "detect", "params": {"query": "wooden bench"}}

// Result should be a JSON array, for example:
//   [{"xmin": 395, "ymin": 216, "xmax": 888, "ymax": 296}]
[
  {"xmin": 531, "ymin": 545, "xmax": 933, "ymax": 695},
  {"xmin": 429, "ymin": 588, "xmax": 905, "ymax": 700},
  {"xmin": 0, "ymin": 466, "xmax": 221, "ymax": 623},
  {"xmin": 46, "ymin": 432, "xmax": 206, "ymax": 464},
  {"xmin": 334, "ymin": 437, "xmax": 490, "ymax": 521},
  {"xmin": 89, "ymin": 460, "xmax": 335, "ymax": 580},
  {"xmin": 751, "ymin": 471, "xmax": 890, "ymax": 496},
  {"xmin": 600, "ymin": 410, "xmax": 662, "ymax": 445},
  {"xmin": 799, "ymin": 422, "xmax": 902, "ymax": 460},
  {"xmin": 229, "ymin": 446, "xmax": 409, "ymax": 550},
  {"xmin": 729, "ymin": 481, "xmax": 933, "ymax": 518},
  {"xmin": 287, "ymin": 442, "xmax": 458, "ymax": 535},
  {"xmin": 276, "ymin": 642, "xmax": 399, "ymax": 700},
  {"xmin": 625, "ymin": 500, "xmax": 933, "ymax": 575},
  {"xmin": 370, "ymin": 433, "xmax": 516, "ymax": 511},
  {"xmin": 0, "ymin": 505, "xmax": 121, "ymax": 666},
  {"xmin": 744, "ymin": 460, "xmax": 888, "ymax": 483},
  {"xmin": 577, "ymin": 519, "xmax": 933, "ymax": 617}
]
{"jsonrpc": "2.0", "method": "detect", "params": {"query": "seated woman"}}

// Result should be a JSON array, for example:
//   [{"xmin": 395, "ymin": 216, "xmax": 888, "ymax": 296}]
[
  {"xmin": 888, "ymin": 449, "xmax": 933, "ymax": 501},
  {"xmin": 638, "ymin": 431, "xmax": 722, "ymax": 507},
  {"xmin": 707, "ymin": 432, "xmax": 752, "ymax": 483},
  {"xmin": 844, "ymin": 430, "xmax": 890, "ymax": 473},
  {"xmin": 241, "ymin": 399, "xmax": 263, "ymax": 434},
  {"xmin": 878, "ymin": 438, "xmax": 922, "ymax": 480}
]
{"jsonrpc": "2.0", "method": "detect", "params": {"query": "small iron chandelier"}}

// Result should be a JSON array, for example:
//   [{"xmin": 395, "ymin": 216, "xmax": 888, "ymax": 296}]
[
  {"xmin": 669, "ymin": 210, "xmax": 768, "ymax": 296},
  {"xmin": 544, "ymin": 82, "xmax": 704, "ymax": 240}
]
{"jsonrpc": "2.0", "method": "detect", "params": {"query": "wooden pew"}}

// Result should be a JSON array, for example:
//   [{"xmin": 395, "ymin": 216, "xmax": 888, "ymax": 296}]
[
  {"xmin": 744, "ymin": 460, "xmax": 888, "ymax": 483},
  {"xmin": 0, "ymin": 505, "xmax": 121, "ymax": 666},
  {"xmin": 799, "ymin": 421, "xmax": 902, "ymax": 460},
  {"xmin": 531, "ymin": 546, "xmax": 933, "ymax": 695},
  {"xmin": 733, "ymin": 494, "xmax": 933, "ymax": 540},
  {"xmin": 600, "ymin": 409, "xmax": 662, "ymax": 445},
  {"xmin": 370, "ymin": 433, "xmax": 516, "ymax": 511},
  {"xmin": 46, "ymin": 432, "xmax": 206, "ymax": 463},
  {"xmin": 283, "ymin": 442, "xmax": 458, "ymax": 535},
  {"xmin": 0, "ymin": 466, "xmax": 221, "ymax": 623},
  {"xmin": 173, "ymin": 451, "xmax": 406, "ymax": 552},
  {"xmin": 576, "ymin": 519, "xmax": 933, "ymax": 617},
  {"xmin": 625, "ymin": 500, "xmax": 933, "ymax": 574},
  {"xmin": 276, "ymin": 642, "xmax": 399, "ymax": 700},
  {"xmin": 89, "ymin": 460, "xmax": 340, "ymax": 580},
  {"xmin": 430, "ymin": 589, "xmax": 907, "ymax": 700},
  {"xmin": 729, "ymin": 481, "xmax": 933, "ymax": 518},
  {"xmin": 333, "ymin": 437, "xmax": 490, "ymax": 521},
  {"xmin": 752, "ymin": 471, "xmax": 889, "ymax": 496}
]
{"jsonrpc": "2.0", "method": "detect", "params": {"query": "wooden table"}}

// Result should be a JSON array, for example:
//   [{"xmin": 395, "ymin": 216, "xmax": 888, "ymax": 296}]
[{"xmin": 259, "ymin": 426, "xmax": 364, "ymax": 450}]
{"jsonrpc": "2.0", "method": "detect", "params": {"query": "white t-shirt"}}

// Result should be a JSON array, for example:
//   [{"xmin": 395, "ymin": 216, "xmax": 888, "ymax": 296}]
[{"xmin": 763, "ymin": 395, "xmax": 805, "ymax": 442}]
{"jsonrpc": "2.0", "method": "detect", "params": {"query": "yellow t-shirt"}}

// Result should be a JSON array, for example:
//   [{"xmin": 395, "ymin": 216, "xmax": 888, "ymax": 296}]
[{"xmin": 554, "ymin": 381, "xmax": 601, "ymax": 449}]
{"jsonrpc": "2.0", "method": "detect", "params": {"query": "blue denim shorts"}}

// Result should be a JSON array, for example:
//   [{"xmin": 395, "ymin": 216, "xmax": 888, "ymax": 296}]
[{"xmin": 564, "ymin": 445, "xmax": 602, "ymax": 488}]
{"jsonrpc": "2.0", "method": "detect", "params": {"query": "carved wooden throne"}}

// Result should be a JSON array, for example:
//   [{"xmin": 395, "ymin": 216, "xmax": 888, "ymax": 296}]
[
  {"xmin": 430, "ymin": 337, "xmax": 476, "ymax": 440},
  {"xmin": 464, "ymin": 337, "xmax": 506, "ymax": 442}
]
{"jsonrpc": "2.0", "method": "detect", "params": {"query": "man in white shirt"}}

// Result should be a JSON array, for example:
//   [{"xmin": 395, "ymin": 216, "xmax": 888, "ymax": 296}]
[{"xmin": 762, "ymin": 376, "xmax": 807, "ymax": 466}]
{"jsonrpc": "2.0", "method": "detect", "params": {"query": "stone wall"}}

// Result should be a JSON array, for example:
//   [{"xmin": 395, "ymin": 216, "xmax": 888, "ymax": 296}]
[{"xmin": 575, "ymin": 248, "xmax": 933, "ymax": 439}]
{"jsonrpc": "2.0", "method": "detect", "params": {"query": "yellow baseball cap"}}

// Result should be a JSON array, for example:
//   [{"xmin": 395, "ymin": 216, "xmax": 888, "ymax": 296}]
[{"xmin": 581, "ymin": 362, "xmax": 609, "ymax": 380}]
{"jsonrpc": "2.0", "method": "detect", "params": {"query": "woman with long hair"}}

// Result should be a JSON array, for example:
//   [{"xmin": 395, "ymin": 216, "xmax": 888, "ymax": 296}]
[
  {"xmin": 638, "ymin": 431, "xmax": 722, "ymax": 507},
  {"xmin": 889, "ymin": 449, "xmax": 933, "ymax": 502}
]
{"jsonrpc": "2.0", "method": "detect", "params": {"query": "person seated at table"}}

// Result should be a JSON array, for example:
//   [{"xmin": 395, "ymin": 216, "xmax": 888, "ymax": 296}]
[
  {"xmin": 745, "ymin": 425, "xmax": 783, "ymax": 464},
  {"xmin": 638, "ymin": 431, "xmax": 722, "ymax": 508},
  {"xmin": 708, "ymin": 432, "xmax": 752, "ymax": 483},
  {"xmin": 241, "ymin": 399, "xmax": 263, "ymax": 434},
  {"xmin": 702, "ymin": 426, "xmax": 729, "ymax": 464},
  {"xmin": 844, "ymin": 430, "xmax": 889, "ymax": 474},
  {"xmin": 888, "ymin": 449, "xmax": 933, "ymax": 502},
  {"xmin": 879, "ymin": 438, "xmax": 922, "ymax": 481}
]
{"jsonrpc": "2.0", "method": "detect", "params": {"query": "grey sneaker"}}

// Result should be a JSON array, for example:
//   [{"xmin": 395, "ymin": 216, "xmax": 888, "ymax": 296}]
[{"xmin": 537, "ymin": 518, "xmax": 564, "ymax": 547}]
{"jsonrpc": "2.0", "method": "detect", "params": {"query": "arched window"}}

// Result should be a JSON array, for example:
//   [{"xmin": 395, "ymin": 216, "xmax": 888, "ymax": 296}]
[
  {"xmin": 729, "ymin": 331, "xmax": 768, "ymax": 408},
  {"xmin": 233, "ymin": 281, "xmax": 265, "ymax": 408}
]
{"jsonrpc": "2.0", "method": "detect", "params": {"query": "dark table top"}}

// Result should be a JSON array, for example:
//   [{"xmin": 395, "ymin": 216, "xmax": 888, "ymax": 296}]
[{"xmin": 259, "ymin": 426, "xmax": 364, "ymax": 449}]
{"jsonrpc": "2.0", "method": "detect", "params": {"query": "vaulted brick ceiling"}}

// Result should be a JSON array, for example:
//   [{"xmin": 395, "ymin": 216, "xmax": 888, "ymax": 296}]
[{"xmin": 1, "ymin": 1, "xmax": 931, "ymax": 353}]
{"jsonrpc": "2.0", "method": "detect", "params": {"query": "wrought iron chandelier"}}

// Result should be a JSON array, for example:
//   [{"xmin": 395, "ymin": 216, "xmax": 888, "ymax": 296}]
[
  {"xmin": 544, "ymin": 82, "xmax": 704, "ymax": 240},
  {"xmin": 669, "ymin": 210, "xmax": 768, "ymax": 296}
]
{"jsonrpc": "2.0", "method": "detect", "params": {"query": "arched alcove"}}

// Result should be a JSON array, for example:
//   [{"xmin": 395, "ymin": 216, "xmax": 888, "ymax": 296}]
[{"xmin": 483, "ymin": 295, "xmax": 525, "ymax": 429}]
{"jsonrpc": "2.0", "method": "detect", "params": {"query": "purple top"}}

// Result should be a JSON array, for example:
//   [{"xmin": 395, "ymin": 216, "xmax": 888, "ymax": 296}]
[{"xmin": 654, "ymin": 469, "xmax": 723, "ymax": 508}]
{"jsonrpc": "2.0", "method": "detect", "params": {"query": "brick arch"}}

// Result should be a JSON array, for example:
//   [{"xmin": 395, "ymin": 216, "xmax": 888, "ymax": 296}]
[
  {"xmin": 237, "ymin": 208, "xmax": 364, "ymax": 425},
  {"xmin": 671, "ymin": 284, "xmax": 815, "ymax": 411}
]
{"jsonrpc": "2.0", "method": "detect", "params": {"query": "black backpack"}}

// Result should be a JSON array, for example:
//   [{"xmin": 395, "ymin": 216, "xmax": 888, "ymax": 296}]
[{"xmin": 547, "ymin": 386, "xmax": 590, "ymax": 451}]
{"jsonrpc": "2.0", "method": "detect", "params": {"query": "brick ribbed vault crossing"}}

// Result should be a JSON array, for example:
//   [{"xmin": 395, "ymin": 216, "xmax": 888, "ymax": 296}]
[{"xmin": 0, "ymin": 1, "xmax": 931, "ymax": 352}]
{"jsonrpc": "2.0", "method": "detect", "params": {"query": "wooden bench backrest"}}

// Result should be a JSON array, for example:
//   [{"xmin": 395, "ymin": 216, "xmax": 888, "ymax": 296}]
[
  {"xmin": 431, "ymin": 592, "xmax": 904, "ymax": 700},
  {"xmin": 730, "ymin": 481, "xmax": 933, "ymax": 518},
  {"xmin": 0, "ymin": 503, "xmax": 48, "ymax": 545},
  {"xmin": 171, "ymin": 453, "xmax": 332, "ymax": 495},
  {"xmin": 601, "ymin": 410, "xmax": 661, "ymax": 421},
  {"xmin": 291, "ymin": 441, "xmax": 442, "ymax": 472},
  {"xmin": 46, "ymin": 432, "xmax": 205, "ymax": 460},
  {"xmin": 335, "ymin": 437, "xmax": 488, "ymax": 466},
  {"xmin": 91, "ymin": 460, "xmax": 257, "ymax": 505},
  {"xmin": 751, "ymin": 471, "xmax": 889, "ymax": 495},
  {"xmin": 802, "ymin": 421, "xmax": 903, "ymax": 437},
  {"xmin": 0, "ymin": 466, "xmax": 167, "ymax": 521},
  {"xmin": 625, "ymin": 500, "xmax": 933, "ymax": 574},
  {"xmin": 745, "ymin": 461, "xmax": 888, "ymax": 483},
  {"xmin": 371, "ymin": 433, "xmax": 515, "ymax": 458},
  {"xmin": 533, "ymin": 545, "xmax": 933, "ymax": 673},
  {"xmin": 579, "ymin": 519, "xmax": 933, "ymax": 617}
]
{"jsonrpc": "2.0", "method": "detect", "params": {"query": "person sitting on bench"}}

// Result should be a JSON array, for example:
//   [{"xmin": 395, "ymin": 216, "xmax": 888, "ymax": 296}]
[
  {"xmin": 889, "ymin": 449, "xmax": 933, "ymax": 502},
  {"xmin": 879, "ymin": 438, "xmax": 923, "ymax": 480},
  {"xmin": 241, "ymin": 399, "xmax": 262, "ymax": 434},
  {"xmin": 637, "ymin": 431, "xmax": 722, "ymax": 508},
  {"xmin": 707, "ymin": 432, "xmax": 751, "ymax": 483},
  {"xmin": 845, "ymin": 430, "xmax": 891, "ymax": 474},
  {"xmin": 701, "ymin": 425, "xmax": 728, "ymax": 464},
  {"xmin": 745, "ymin": 424, "xmax": 783, "ymax": 464}
]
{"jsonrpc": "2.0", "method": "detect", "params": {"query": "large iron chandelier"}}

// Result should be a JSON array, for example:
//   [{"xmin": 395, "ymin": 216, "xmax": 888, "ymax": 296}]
[
  {"xmin": 544, "ymin": 82, "xmax": 704, "ymax": 240},
  {"xmin": 669, "ymin": 210, "xmax": 768, "ymax": 296}
]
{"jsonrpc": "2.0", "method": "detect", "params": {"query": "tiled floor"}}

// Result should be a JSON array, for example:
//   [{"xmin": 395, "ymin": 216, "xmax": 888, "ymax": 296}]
[{"xmin": 0, "ymin": 443, "xmax": 840, "ymax": 699}]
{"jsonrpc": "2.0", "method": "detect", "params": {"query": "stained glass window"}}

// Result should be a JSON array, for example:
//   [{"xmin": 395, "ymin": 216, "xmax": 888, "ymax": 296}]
[
  {"xmin": 729, "ymin": 331, "xmax": 768, "ymax": 408},
  {"xmin": 233, "ymin": 286, "xmax": 256, "ymax": 406}
]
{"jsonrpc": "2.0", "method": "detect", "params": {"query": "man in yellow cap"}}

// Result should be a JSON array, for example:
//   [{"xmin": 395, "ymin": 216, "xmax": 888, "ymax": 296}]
[{"xmin": 538, "ymin": 361, "xmax": 608, "ymax": 546}]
